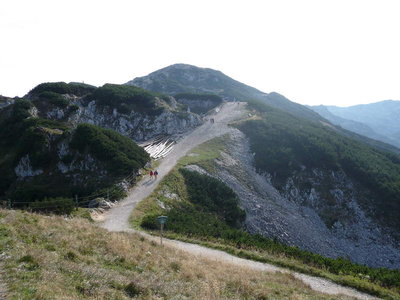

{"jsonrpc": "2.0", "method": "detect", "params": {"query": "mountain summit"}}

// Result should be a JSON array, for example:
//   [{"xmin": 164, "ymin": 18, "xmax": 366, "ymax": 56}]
[
  {"xmin": 127, "ymin": 64, "xmax": 323, "ymax": 122},
  {"xmin": 126, "ymin": 63, "xmax": 264, "ymax": 100}
]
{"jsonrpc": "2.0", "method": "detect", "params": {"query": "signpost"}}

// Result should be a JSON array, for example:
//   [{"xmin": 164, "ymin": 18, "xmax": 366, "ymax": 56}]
[{"xmin": 156, "ymin": 216, "xmax": 168, "ymax": 245}]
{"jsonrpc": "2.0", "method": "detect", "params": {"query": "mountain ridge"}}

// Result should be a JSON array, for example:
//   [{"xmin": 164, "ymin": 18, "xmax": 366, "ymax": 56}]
[
  {"xmin": 125, "ymin": 65, "xmax": 400, "ymax": 270},
  {"xmin": 310, "ymin": 100, "xmax": 400, "ymax": 148},
  {"xmin": 126, "ymin": 63, "xmax": 324, "ymax": 122}
]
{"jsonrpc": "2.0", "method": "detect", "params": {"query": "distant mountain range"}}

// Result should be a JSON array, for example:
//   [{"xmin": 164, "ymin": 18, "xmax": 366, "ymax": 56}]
[{"xmin": 310, "ymin": 101, "xmax": 400, "ymax": 148}]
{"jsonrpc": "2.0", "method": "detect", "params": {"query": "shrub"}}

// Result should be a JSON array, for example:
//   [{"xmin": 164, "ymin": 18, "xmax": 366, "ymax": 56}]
[
  {"xmin": 180, "ymin": 168, "xmax": 245, "ymax": 227},
  {"xmin": 29, "ymin": 197, "xmax": 75, "ymax": 215},
  {"xmin": 71, "ymin": 123, "xmax": 149, "ymax": 177},
  {"xmin": 88, "ymin": 84, "xmax": 163, "ymax": 115},
  {"xmin": 29, "ymin": 82, "xmax": 96, "ymax": 97},
  {"xmin": 124, "ymin": 281, "xmax": 145, "ymax": 297},
  {"xmin": 38, "ymin": 91, "xmax": 69, "ymax": 108}
]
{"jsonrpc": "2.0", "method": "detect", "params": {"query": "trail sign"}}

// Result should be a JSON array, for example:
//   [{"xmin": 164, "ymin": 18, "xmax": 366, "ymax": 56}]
[
  {"xmin": 157, "ymin": 216, "xmax": 168, "ymax": 245},
  {"xmin": 157, "ymin": 216, "xmax": 168, "ymax": 225}
]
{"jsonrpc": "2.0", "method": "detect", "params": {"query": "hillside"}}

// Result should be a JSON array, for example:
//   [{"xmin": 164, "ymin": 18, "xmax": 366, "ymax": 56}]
[
  {"xmin": 127, "ymin": 63, "xmax": 323, "ymax": 122},
  {"xmin": 125, "ymin": 65, "xmax": 400, "ymax": 271},
  {"xmin": 0, "ymin": 209, "xmax": 345, "ymax": 299},
  {"xmin": 128, "ymin": 64, "xmax": 400, "ymax": 154},
  {"xmin": 0, "ymin": 81, "xmax": 207, "ymax": 209},
  {"xmin": 25, "ymin": 82, "xmax": 202, "ymax": 141},
  {"xmin": 132, "ymin": 132, "xmax": 400, "ymax": 299},
  {"xmin": 310, "ymin": 101, "xmax": 400, "ymax": 148},
  {"xmin": 0, "ymin": 95, "xmax": 14, "ymax": 108},
  {"xmin": 240, "ymin": 100, "xmax": 400, "ymax": 235},
  {"xmin": 0, "ymin": 98, "xmax": 150, "ymax": 208}
]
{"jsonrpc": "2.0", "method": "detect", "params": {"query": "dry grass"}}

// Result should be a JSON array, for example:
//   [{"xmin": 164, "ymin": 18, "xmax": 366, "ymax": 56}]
[{"xmin": 0, "ymin": 209, "xmax": 350, "ymax": 299}]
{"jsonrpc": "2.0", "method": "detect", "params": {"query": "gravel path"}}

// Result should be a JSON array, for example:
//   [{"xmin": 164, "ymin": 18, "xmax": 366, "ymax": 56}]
[
  {"xmin": 100, "ymin": 102, "xmax": 379, "ymax": 300},
  {"xmin": 0, "ymin": 263, "xmax": 7, "ymax": 300},
  {"xmin": 101, "ymin": 102, "xmax": 246, "ymax": 231}
]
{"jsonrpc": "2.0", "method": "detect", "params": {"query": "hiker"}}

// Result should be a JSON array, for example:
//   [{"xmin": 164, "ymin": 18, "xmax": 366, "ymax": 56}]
[
  {"xmin": 150, "ymin": 170, "xmax": 154, "ymax": 179},
  {"xmin": 154, "ymin": 170, "xmax": 158, "ymax": 179}
]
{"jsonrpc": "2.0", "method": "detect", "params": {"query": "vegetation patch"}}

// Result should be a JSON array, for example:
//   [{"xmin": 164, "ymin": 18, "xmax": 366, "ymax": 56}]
[
  {"xmin": 88, "ymin": 83, "xmax": 165, "ymax": 115},
  {"xmin": 71, "ymin": 123, "xmax": 149, "ymax": 176},
  {"xmin": 28, "ymin": 82, "xmax": 96, "ymax": 97},
  {"xmin": 36, "ymin": 91, "xmax": 70, "ymax": 108},
  {"xmin": 0, "ymin": 99, "xmax": 149, "ymax": 210}
]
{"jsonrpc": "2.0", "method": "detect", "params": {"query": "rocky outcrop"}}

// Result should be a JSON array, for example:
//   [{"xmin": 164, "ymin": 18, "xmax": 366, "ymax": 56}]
[
  {"xmin": 14, "ymin": 155, "xmax": 43, "ymax": 178},
  {"xmin": 72, "ymin": 100, "xmax": 202, "ymax": 141},
  {"xmin": 37, "ymin": 97, "xmax": 203, "ymax": 142}
]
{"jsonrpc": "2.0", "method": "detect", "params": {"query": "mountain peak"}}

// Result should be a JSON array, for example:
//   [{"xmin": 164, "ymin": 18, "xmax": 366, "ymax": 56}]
[
  {"xmin": 126, "ymin": 64, "xmax": 323, "ymax": 122},
  {"xmin": 126, "ymin": 63, "xmax": 242, "ymax": 98}
]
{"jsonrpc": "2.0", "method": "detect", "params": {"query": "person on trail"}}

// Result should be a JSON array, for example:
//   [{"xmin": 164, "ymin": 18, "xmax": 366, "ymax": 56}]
[
  {"xmin": 154, "ymin": 170, "xmax": 158, "ymax": 179},
  {"xmin": 150, "ymin": 170, "xmax": 154, "ymax": 179}
]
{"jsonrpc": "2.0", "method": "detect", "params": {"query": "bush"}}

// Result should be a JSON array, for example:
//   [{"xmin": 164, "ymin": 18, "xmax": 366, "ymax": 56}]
[
  {"xmin": 29, "ymin": 197, "xmax": 75, "ymax": 215},
  {"xmin": 180, "ymin": 168, "xmax": 245, "ymax": 227},
  {"xmin": 29, "ymin": 82, "xmax": 96, "ymax": 97},
  {"xmin": 71, "ymin": 123, "xmax": 149, "ymax": 177},
  {"xmin": 88, "ymin": 84, "xmax": 163, "ymax": 115},
  {"xmin": 38, "ymin": 91, "xmax": 69, "ymax": 108},
  {"xmin": 140, "ymin": 214, "xmax": 159, "ymax": 230}
]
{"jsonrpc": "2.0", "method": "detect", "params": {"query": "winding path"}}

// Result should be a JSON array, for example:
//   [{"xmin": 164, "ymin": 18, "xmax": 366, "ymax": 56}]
[
  {"xmin": 101, "ymin": 102, "xmax": 245, "ymax": 231},
  {"xmin": 100, "ymin": 102, "xmax": 378, "ymax": 300}
]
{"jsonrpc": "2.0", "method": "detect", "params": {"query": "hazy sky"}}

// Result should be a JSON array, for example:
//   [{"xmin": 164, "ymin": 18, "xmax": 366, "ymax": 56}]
[{"xmin": 1, "ymin": 0, "xmax": 400, "ymax": 106}]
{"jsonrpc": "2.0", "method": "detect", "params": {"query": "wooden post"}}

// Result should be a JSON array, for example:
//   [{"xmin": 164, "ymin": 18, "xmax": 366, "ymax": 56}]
[
  {"xmin": 160, "ymin": 222, "xmax": 164, "ymax": 246},
  {"xmin": 156, "ymin": 216, "xmax": 168, "ymax": 246}
]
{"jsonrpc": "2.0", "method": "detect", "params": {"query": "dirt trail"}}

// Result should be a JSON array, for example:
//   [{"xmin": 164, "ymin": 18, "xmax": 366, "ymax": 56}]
[
  {"xmin": 101, "ymin": 102, "xmax": 246, "ymax": 231},
  {"xmin": 100, "ymin": 102, "xmax": 378, "ymax": 300}
]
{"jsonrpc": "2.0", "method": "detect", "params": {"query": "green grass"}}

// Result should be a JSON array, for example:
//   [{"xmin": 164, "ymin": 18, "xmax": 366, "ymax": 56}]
[
  {"xmin": 177, "ymin": 134, "xmax": 228, "ymax": 172},
  {"xmin": 132, "ymin": 135, "xmax": 400, "ymax": 300}
]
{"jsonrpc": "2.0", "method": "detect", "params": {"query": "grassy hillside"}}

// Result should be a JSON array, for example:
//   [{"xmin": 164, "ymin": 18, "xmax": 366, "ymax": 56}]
[
  {"xmin": 0, "ymin": 209, "xmax": 344, "ymax": 300},
  {"xmin": 0, "ymin": 99, "xmax": 149, "ymax": 208},
  {"xmin": 237, "ymin": 99, "xmax": 400, "ymax": 232}
]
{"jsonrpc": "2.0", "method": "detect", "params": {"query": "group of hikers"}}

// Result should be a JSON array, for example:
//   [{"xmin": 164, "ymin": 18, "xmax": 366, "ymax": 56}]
[{"xmin": 149, "ymin": 170, "xmax": 159, "ymax": 180}]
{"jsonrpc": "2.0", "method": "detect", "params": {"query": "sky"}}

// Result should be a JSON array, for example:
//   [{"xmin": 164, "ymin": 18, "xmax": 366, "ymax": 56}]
[{"xmin": 1, "ymin": 0, "xmax": 400, "ymax": 106}]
